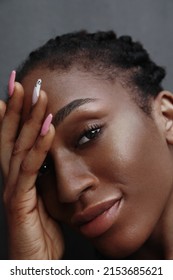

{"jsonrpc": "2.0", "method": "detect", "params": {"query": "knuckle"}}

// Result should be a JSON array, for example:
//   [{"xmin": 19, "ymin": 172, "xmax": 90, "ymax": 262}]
[
  {"xmin": 20, "ymin": 159, "xmax": 31, "ymax": 174},
  {"xmin": 13, "ymin": 140, "xmax": 22, "ymax": 155},
  {"xmin": 12, "ymin": 141, "xmax": 29, "ymax": 156},
  {"xmin": 20, "ymin": 158, "xmax": 37, "ymax": 175}
]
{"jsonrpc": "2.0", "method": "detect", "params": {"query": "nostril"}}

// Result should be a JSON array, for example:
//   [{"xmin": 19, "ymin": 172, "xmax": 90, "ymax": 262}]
[
  {"xmin": 81, "ymin": 184, "xmax": 95, "ymax": 194},
  {"xmin": 77, "ymin": 184, "xmax": 97, "ymax": 203},
  {"xmin": 57, "ymin": 181, "xmax": 97, "ymax": 204},
  {"xmin": 55, "ymin": 156, "xmax": 99, "ymax": 203}
]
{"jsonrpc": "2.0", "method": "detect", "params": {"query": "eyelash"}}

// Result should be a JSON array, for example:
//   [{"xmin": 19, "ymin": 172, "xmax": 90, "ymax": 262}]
[
  {"xmin": 76, "ymin": 123, "xmax": 103, "ymax": 147},
  {"xmin": 38, "ymin": 123, "xmax": 103, "ymax": 177}
]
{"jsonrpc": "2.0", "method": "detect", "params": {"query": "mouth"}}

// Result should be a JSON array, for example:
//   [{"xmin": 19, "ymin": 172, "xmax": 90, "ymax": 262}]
[{"xmin": 71, "ymin": 197, "xmax": 122, "ymax": 238}]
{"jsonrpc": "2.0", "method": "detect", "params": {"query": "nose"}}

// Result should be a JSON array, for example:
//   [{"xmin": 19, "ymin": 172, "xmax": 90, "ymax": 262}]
[{"xmin": 54, "ymin": 150, "xmax": 98, "ymax": 203}]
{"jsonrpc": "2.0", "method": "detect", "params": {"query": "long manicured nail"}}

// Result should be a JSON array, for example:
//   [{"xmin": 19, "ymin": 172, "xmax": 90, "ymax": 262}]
[
  {"xmin": 40, "ymin": 114, "xmax": 53, "ymax": 136},
  {"xmin": 32, "ymin": 79, "xmax": 42, "ymax": 105},
  {"xmin": 8, "ymin": 70, "xmax": 16, "ymax": 96}
]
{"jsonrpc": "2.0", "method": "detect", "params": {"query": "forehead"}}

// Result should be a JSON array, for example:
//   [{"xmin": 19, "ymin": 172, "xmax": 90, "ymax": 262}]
[{"xmin": 21, "ymin": 68, "xmax": 137, "ymax": 116}]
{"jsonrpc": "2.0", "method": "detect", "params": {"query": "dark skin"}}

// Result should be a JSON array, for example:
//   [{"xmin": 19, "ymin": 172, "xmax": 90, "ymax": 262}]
[{"xmin": 1, "ymin": 67, "xmax": 173, "ymax": 259}]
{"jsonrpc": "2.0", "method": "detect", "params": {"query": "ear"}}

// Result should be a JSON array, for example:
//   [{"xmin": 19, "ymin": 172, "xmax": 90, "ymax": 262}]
[{"xmin": 154, "ymin": 91, "xmax": 173, "ymax": 144}]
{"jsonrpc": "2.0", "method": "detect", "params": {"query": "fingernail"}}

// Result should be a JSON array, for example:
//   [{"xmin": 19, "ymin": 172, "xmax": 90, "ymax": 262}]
[
  {"xmin": 32, "ymin": 79, "xmax": 42, "ymax": 105},
  {"xmin": 40, "ymin": 114, "xmax": 53, "ymax": 136},
  {"xmin": 8, "ymin": 70, "xmax": 16, "ymax": 96}
]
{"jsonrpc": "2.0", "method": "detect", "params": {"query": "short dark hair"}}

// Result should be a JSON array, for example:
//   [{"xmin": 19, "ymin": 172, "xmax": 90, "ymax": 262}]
[{"xmin": 16, "ymin": 30, "xmax": 166, "ymax": 114}]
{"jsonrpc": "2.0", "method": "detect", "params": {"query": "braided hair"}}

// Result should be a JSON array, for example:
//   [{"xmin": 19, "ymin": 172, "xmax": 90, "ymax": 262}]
[{"xmin": 16, "ymin": 30, "xmax": 166, "ymax": 114}]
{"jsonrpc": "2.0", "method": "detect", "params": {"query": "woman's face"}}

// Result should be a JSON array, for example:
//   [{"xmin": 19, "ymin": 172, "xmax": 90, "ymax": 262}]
[{"xmin": 21, "ymin": 68, "xmax": 173, "ymax": 258}]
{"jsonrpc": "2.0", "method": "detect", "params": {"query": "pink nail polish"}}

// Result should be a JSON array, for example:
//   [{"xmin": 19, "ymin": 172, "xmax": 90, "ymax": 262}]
[
  {"xmin": 8, "ymin": 70, "xmax": 16, "ymax": 96},
  {"xmin": 40, "ymin": 114, "xmax": 53, "ymax": 136}
]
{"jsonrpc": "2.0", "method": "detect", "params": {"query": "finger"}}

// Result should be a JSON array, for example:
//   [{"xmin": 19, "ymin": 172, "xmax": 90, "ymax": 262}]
[
  {"xmin": 0, "ymin": 100, "xmax": 6, "ymax": 121},
  {"xmin": 13, "ymin": 90, "xmax": 48, "ymax": 155},
  {"xmin": 6, "ymin": 91, "xmax": 48, "ymax": 188},
  {"xmin": 9, "ymin": 124, "xmax": 55, "ymax": 209},
  {"xmin": 0, "ymin": 100, "xmax": 7, "ymax": 168},
  {"xmin": 20, "ymin": 124, "xmax": 55, "ymax": 181},
  {"xmin": 0, "ymin": 82, "xmax": 24, "ymax": 176}
]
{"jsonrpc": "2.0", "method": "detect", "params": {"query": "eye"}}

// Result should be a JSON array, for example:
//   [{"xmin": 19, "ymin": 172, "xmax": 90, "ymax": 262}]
[
  {"xmin": 78, "ymin": 125, "xmax": 102, "ymax": 146},
  {"xmin": 38, "ymin": 156, "xmax": 53, "ymax": 177}
]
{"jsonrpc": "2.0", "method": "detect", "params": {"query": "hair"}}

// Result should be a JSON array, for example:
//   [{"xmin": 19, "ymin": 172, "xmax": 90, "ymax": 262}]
[{"xmin": 16, "ymin": 30, "xmax": 166, "ymax": 114}]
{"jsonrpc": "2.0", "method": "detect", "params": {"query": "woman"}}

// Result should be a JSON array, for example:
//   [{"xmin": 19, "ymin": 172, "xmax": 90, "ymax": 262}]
[{"xmin": 1, "ymin": 30, "xmax": 173, "ymax": 260}]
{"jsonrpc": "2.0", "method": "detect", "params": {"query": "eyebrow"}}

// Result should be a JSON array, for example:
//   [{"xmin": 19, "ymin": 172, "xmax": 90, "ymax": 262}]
[{"xmin": 53, "ymin": 98, "xmax": 97, "ymax": 126}]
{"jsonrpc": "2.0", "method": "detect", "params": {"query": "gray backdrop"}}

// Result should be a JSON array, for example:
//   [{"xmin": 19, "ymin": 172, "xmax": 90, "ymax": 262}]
[{"xmin": 0, "ymin": 0, "xmax": 173, "ymax": 259}]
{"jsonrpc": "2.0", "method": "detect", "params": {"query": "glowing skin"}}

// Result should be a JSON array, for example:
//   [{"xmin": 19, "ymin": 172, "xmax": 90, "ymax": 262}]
[{"xmin": 20, "ymin": 68, "xmax": 173, "ymax": 259}]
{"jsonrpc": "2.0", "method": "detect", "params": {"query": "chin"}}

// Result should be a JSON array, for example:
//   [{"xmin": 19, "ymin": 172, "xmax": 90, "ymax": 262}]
[
  {"xmin": 96, "ymin": 246, "xmax": 137, "ymax": 260},
  {"xmin": 91, "ymin": 228, "xmax": 150, "ymax": 259},
  {"xmin": 94, "ymin": 243, "xmax": 136, "ymax": 259}
]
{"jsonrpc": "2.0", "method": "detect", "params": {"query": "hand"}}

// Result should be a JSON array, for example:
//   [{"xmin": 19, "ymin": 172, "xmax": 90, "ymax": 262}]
[{"xmin": 0, "ymin": 81, "xmax": 64, "ymax": 259}]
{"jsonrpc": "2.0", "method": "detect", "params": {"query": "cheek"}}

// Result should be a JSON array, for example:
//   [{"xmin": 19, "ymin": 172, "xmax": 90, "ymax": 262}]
[
  {"xmin": 91, "ymin": 116, "xmax": 173, "ymax": 257},
  {"xmin": 92, "ymin": 113, "xmax": 173, "ymax": 225}
]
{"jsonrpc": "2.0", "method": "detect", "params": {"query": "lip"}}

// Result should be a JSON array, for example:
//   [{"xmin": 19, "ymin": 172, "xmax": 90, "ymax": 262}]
[{"xmin": 71, "ymin": 197, "xmax": 122, "ymax": 238}]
